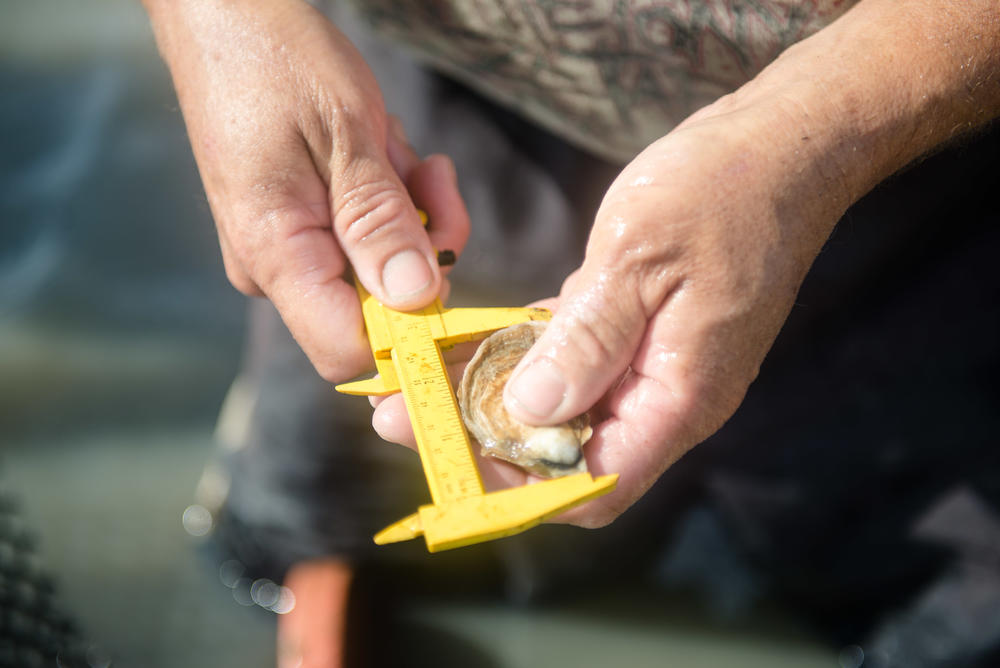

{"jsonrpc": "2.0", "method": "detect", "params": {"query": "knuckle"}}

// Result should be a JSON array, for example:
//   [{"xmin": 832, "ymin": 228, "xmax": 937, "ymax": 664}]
[
  {"xmin": 332, "ymin": 179, "xmax": 412, "ymax": 247},
  {"xmin": 222, "ymin": 258, "xmax": 261, "ymax": 296},
  {"xmin": 230, "ymin": 277, "xmax": 261, "ymax": 297},
  {"xmin": 235, "ymin": 204, "xmax": 330, "ymax": 293},
  {"xmin": 564, "ymin": 290, "xmax": 642, "ymax": 369},
  {"xmin": 309, "ymin": 343, "xmax": 372, "ymax": 385}
]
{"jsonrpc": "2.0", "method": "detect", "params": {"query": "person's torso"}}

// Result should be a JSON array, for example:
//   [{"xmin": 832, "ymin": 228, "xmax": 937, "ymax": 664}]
[{"xmin": 349, "ymin": 0, "xmax": 857, "ymax": 161}]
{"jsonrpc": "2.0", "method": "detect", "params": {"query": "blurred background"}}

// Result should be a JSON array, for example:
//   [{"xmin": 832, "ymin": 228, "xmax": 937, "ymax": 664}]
[
  {"xmin": 0, "ymin": 1, "xmax": 861, "ymax": 666},
  {"xmin": 1, "ymin": 1, "xmax": 265, "ymax": 665}
]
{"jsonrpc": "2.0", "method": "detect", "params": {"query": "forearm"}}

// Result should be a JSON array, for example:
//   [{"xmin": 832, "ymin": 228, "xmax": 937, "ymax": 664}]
[{"xmin": 712, "ymin": 0, "xmax": 999, "ymax": 212}]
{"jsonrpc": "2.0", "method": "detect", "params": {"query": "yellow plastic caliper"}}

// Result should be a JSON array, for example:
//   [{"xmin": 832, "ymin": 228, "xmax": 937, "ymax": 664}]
[{"xmin": 336, "ymin": 278, "xmax": 618, "ymax": 553}]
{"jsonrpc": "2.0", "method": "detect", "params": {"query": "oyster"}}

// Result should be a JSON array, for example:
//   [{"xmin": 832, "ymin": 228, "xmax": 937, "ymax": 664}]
[{"xmin": 458, "ymin": 321, "xmax": 591, "ymax": 478}]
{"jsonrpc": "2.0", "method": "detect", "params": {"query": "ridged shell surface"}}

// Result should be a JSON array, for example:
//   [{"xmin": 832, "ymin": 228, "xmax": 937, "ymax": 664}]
[{"xmin": 458, "ymin": 321, "xmax": 591, "ymax": 478}]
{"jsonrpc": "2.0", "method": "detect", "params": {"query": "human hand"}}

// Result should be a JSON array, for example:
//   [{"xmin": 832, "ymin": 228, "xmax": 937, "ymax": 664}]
[
  {"xmin": 370, "ymin": 72, "xmax": 857, "ymax": 525},
  {"xmin": 488, "ymin": 0, "xmax": 1000, "ymax": 527},
  {"xmin": 144, "ymin": 0, "xmax": 469, "ymax": 382},
  {"xmin": 373, "ymin": 0, "xmax": 1000, "ymax": 527},
  {"xmin": 496, "ymin": 100, "xmax": 849, "ymax": 525}
]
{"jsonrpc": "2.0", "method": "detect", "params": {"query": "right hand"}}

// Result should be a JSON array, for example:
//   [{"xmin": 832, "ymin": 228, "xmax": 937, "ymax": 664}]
[{"xmin": 145, "ymin": 0, "xmax": 469, "ymax": 381}]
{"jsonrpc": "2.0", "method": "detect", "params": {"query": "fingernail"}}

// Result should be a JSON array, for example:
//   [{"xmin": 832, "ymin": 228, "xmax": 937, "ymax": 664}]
[
  {"xmin": 507, "ymin": 359, "xmax": 566, "ymax": 419},
  {"xmin": 382, "ymin": 249, "xmax": 433, "ymax": 301}
]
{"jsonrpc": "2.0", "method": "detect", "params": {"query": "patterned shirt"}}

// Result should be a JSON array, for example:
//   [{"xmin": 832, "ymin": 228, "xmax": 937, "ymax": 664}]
[{"xmin": 350, "ymin": 0, "xmax": 857, "ymax": 161}]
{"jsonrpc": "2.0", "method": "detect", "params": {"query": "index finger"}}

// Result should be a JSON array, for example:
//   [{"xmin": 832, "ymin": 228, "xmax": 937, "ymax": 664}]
[{"xmin": 259, "ymin": 221, "xmax": 373, "ymax": 383}]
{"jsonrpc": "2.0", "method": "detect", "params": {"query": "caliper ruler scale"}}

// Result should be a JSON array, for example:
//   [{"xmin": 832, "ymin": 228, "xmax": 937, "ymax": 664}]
[{"xmin": 337, "ymin": 282, "xmax": 618, "ymax": 552}]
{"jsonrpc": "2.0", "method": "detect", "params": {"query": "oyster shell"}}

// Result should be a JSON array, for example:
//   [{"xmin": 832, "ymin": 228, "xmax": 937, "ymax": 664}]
[{"xmin": 458, "ymin": 321, "xmax": 591, "ymax": 478}]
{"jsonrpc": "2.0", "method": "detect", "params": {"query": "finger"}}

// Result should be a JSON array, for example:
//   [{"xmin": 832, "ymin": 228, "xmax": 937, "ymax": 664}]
[
  {"xmin": 371, "ymin": 393, "xmax": 416, "ymax": 446},
  {"xmin": 262, "ymin": 222, "xmax": 374, "ymax": 383},
  {"xmin": 562, "ymin": 368, "xmax": 688, "ymax": 526},
  {"xmin": 370, "ymin": 391, "xmax": 529, "ymax": 492},
  {"xmin": 369, "ymin": 346, "xmax": 472, "ymax": 429},
  {"xmin": 385, "ymin": 118, "xmax": 468, "ymax": 277},
  {"xmin": 330, "ymin": 126, "xmax": 442, "ymax": 311},
  {"xmin": 438, "ymin": 276, "xmax": 452, "ymax": 305},
  {"xmin": 385, "ymin": 115, "xmax": 420, "ymax": 179},
  {"xmin": 388, "ymin": 122, "xmax": 469, "ymax": 277},
  {"xmin": 527, "ymin": 296, "xmax": 560, "ymax": 311},
  {"xmin": 369, "ymin": 391, "xmax": 389, "ymax": 409},
  {"xmin": 217, "ymin": 228, "xmax": 263, "ymax": 296},
  {"xmin": 233, "ymin": 160, "xmax": 375, "ymax": 382},
  {"xmin": 366, "ymin": 336, "xmax": 471, "ymax": 412},
  {"xmin": 502, "ymin": 164, "xmax": 685, "ymax": 426},
  {"xmin": 407, "ymin": 154, "xmax": 470, "ymax": 273},
  {"xmin": 502, "ymin": 265, "xmax": 651, "ymax": 426},
  {"xmin": 555, "ymin": 288, "xmax": 748, "ymax": 527}
]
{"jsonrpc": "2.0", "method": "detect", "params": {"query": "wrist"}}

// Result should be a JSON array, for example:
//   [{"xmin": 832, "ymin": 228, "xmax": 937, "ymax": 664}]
[{"xmin": 728, "ymin": 0, "xmax": 1000, "ymax": 208}]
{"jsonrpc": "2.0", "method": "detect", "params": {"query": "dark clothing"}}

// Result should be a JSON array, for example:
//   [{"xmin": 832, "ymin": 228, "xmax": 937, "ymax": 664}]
[{"xmin": 208, "ymin": 5, "xmax": 1000, "ymax": 666}]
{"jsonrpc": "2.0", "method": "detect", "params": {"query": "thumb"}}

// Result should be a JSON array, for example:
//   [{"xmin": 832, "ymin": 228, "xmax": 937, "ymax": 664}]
[
  {"xmin": 329, "ymin": 132, "xmax": 441, "ymax": 310},
  {"xmin": 503, "ymin": 266, "xmax": 650, "ymax": 425}
]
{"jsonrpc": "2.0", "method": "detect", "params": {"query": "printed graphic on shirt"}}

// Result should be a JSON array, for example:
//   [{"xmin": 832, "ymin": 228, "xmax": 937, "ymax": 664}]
[{"xmin": 350, "ymin": 0, "xmax": 855, "ymax": 160}]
